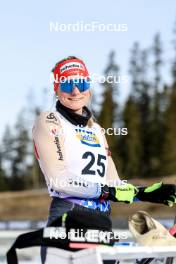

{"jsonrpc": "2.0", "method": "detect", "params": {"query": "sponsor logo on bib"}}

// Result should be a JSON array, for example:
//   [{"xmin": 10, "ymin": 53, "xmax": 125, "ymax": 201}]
[{"xmin": 75, "ymin": 128, "xmax": 101, "ymax": 147}]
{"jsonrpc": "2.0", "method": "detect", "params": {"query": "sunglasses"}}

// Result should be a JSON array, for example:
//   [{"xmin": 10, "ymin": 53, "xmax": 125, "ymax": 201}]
[{"xmin": 60, "ymin": 79, "xmax": 91, "ymax": 93}]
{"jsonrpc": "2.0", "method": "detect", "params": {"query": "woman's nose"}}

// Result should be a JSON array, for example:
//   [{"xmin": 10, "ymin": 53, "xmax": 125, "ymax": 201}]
[{"xmin": 71, "ymin": 86, "xmax": 81, "ymax": 95}]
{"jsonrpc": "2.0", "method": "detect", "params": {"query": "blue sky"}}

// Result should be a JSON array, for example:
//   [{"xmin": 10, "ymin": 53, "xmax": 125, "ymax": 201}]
[{"xmin": 0, "ymin": 0, "xmax": 176, "ymax": 138}]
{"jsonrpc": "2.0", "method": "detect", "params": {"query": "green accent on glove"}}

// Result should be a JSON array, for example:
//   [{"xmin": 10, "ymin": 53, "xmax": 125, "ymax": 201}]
[
  {"xmin": 167, "ymin": 195, "xmax": 176, "ymax": 207},
  {"xmin": 136, "ymin": 182, "xmax": 176, "ymax": 206},
  {"xmin": 61, "ymin": 213, "xmax": 68, "ymax": 227},
  {"xmin": 115, "ymin": 183, "xmax": 138, "ymax": 203},
  {"xmin": 144, "ymin": 182, "xmax": 162, "ymax": 193}
]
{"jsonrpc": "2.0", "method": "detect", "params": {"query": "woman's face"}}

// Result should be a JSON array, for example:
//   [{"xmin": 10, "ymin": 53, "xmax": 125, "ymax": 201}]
[{"xmin": 56, "ymin": 85, "xmax": 91, "ymax": 114}]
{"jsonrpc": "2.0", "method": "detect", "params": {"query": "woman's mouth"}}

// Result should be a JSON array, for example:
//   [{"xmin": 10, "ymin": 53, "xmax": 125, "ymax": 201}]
[{"xmin": 68, "ymin": 98, "xmax": 83, "ymax": 101}]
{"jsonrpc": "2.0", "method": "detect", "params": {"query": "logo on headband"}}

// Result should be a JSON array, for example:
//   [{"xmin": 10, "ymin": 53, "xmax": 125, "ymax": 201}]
[{"xmin": 60, "ymin": 62, "xmax": 85, "ymax": 74}]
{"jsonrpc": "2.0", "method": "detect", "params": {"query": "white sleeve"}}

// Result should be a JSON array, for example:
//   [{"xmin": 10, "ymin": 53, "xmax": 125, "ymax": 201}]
[
  {"xmin": 32, "ymin": 112, "xmax": 101, "ymax": 198},
  {"xmin": 49, "ymin": 169, "xmax": 102, "ymax": 198}
]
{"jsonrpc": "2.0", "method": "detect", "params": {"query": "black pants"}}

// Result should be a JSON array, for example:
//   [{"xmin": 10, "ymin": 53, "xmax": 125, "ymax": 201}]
[{"xmin": 41, "ymin": 197, "xmax": 111, "ymax": 263}]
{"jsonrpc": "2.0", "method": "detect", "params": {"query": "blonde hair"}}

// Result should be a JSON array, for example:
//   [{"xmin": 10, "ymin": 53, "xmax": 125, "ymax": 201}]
[
  {"xmin": 87, "ymin": 117, "xmax": 95, "ymax": 127},
  {"xmin": 87, "ymin": 88, "xmax": 96, "ymax": 127}
]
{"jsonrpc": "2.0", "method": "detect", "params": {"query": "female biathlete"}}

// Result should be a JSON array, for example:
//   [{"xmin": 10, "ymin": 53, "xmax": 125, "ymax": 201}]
[{"xmin": 32, "ymin": 56, "xmax": 176, "ymax": 263}]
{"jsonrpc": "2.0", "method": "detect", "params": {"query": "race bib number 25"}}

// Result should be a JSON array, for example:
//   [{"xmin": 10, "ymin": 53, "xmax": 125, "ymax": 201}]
[{"xmin": 81, "ymin": 151, "xmax": 106, "ymax": 177}]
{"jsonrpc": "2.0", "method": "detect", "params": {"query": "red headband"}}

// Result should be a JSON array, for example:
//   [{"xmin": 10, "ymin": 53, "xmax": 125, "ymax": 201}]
[{"xmin": 53, "ymin": 59, "xmax": 89, "ymax": 92}]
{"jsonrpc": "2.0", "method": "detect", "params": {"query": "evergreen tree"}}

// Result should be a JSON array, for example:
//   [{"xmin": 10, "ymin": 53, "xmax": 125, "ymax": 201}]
[
  {"xmin": 118, "ymin": 42, "xmax": 144, "ymax": 179},
  {"xmin": 161, "ymin": 88, "xmax": 176, "ymax": 175},
  {"xmin": 1, "ymin": 88, "xmax": 51, "ymax": 191},
  {"xmin": 97, "ymin": 51, "xmax": 120, "ymax": 166},
  {"xmin": 171, "ymin": 20, "xmax": 176, "ymax": 85},
  {"xmin": 153, "ymin": 33, "xmax": 162, "ymax": 92},
  {"xmin": 98, "ymin": 51, "xmax": 119, "ymax": 129},
  {"xmin": 0, "ymin": 150, "xmax": 8, "ymax": 191},
  {"xmin": 127, "ymin": 44, "xmax": 151, "ymax": 178},
  {"xmin": 137, "ymin": 49, "xmax": 152, "ymax": 177},
  {"xmin": 129, "ymin": 42, "xmax": 141, "ymax": 97},
  {"xmin": 2, "ymin": 125, "xmax": 14, "ymax": 178},
  {"xmin": 9, "ymin": 111, "xmax": 30, "ymax": 190},
  {"xmin": 120, "ymin": 96, "xmax": 141, "ymax": 178},
  {"xmin": 149, "ymin": 33, "xmax": 164, "ymax": 177}
]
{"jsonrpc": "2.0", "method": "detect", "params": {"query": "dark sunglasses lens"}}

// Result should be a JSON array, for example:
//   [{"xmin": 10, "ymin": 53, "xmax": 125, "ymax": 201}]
[
  {"xmin": 73, "ymin": 79, "xmax": 90, "ymax": 92},
  {"xmin": 60, "ymin": 79, "xmax": 91, "ymax": 93},
  {"xmin": 60, "ymin": 80, "xmax": 73, "ymax": 93}
]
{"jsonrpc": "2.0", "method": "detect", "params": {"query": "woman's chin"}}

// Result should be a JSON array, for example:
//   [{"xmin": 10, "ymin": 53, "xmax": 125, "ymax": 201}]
[
  {"xmin": 69, "ymin": 103, "xmax": 84, "ymax": 111},
  {"xmin": 62, "ymin": 100, "xmax": 84, "ymax": 111}
]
